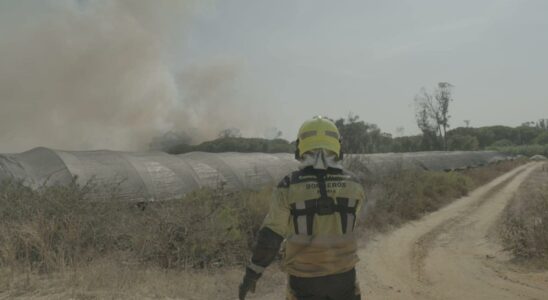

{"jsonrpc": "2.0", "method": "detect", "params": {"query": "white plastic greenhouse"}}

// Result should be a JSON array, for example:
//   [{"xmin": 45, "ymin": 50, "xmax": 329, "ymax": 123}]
[{"xmin": 0, "ymin": 147, "xmax": 513, "ymax": 202}]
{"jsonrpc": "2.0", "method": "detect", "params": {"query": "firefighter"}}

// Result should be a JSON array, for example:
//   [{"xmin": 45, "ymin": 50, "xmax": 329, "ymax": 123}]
[{"xmin": 239, "ymin": 116, "xmax": 365, "ymax": 300}]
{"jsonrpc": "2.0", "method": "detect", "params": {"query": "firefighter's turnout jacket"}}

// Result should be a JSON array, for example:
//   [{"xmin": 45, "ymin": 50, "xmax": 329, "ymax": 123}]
[{"xmin": 248, "ymin": 166, "xmax": 365, "ymax": 278}]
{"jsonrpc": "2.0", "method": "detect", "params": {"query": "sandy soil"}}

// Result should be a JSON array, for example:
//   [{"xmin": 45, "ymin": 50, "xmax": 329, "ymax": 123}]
[{"xmin": 358, "ymin": 162, "xmax": 548, "ymax": 300}]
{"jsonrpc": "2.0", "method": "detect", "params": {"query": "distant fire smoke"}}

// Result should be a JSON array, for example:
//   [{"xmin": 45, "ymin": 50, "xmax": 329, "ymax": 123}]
[{"xmin": 0, "ymin": 0, "xmax": 268, "ymax": 153}]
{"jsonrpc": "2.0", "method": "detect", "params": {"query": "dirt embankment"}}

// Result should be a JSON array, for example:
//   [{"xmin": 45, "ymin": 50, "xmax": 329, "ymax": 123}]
[{"xmin": 358, "ymin": 162, "xmax": 548, "ymax": 299}]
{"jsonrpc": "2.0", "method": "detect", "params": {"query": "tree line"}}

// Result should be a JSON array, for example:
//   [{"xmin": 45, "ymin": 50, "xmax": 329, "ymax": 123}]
[
  {"xmin": 151, "ymin": 82, "xmax": 548, "ymax": 155},
  {"xmin": 153, "ymin": 120, "xmax": 548, "ymax": 155}
]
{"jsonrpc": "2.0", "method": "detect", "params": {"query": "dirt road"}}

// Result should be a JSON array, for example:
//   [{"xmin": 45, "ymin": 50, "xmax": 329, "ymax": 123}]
[{"xmin": 359, "ymin": 162, "xmax": 548, "ymax": 299}]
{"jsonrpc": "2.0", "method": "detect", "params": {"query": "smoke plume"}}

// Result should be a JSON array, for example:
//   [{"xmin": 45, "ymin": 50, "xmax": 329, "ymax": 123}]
[{"xmin": 0, "ymin": 0, "xmax": 266, "ymax": 153}]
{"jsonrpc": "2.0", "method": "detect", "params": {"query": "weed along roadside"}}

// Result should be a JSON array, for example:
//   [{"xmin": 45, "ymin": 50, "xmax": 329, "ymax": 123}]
[
  {"xmin": 500, "ymin": 162, "xmax": 548, "ymax": 268},
  {"xmin": 359, "ymin": 159, "xmax": 526, "ymax": 232},
  {"xmin": 0, "ymin": 160, "xmax": 526, "ymax": 298}
]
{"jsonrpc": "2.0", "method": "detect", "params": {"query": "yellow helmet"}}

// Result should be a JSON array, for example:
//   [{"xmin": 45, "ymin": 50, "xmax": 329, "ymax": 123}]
[{"xmin": 296, "ymin": 116, "xmax": 341, "ymax": 159}]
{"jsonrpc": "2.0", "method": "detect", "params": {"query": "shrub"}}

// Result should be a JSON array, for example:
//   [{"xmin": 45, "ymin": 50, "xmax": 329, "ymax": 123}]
[
  {"xmin": 491, "ymin": 139, "xmax": 515, "ymax": 147},
  {"xmin": 0, "ymin": 179, "xmax": 271, "ymax": 273},
  {"xmin": 360, "ymin": 160, "xmax": 525, "ymax": 231},
  {"xmin": 361, "ymin": 170, "xmax": 472, "ymax": 230},
  {"xmin": 0, "ymin": 179, "xmax": 117, "ymax": 273},
  {"xmin": 500, "ymin": 166, "xmax": 548, "ymax": 266},
  {"xmin": 461, "ymin": 159, "xmax": 526, "ymax": 187}
]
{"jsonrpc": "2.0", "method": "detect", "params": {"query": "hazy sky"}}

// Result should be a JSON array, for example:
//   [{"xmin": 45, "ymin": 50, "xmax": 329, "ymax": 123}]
[
  {"xmin": 181, "ymin": 0, "xmax": 548, "ymax": 138},
  {"xmin": 1, "ymin": 0, "xmax": 547, "ymax": 152}
]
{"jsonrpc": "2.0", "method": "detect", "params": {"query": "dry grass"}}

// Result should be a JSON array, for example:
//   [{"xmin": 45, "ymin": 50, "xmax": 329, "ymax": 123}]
[
  {"xmin": 500, "ymin": 163, "xmax": 548, "ymax": 268},
  {"xmin": 0, "ymin": 261, "xmax": 286, "ymax": 299},
  {"xmin": 0, "ymin": 179, "xmax": 272, "ymax": 298},
  {"xmin": 0, "ymin": 159, "xmax": 527, "ymax": 298},
  {"xmin": 360, "ymin": 170, "xmax": 472, "ymax": 231},
  {"xmin": 461, "ymin": 159, "xmax": 527, "ymax": 188},
  {"xmin": 359, "ymin": 159, "xmax": 526, "ymax": 232}
]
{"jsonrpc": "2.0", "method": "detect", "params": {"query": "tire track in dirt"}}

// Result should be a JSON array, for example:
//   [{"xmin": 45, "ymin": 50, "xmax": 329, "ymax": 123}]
[
  {"xmin": 358, "ymin": 162, "xmax": 548, "ymax": 300},
  {"xmin": 410, "ymin": 168, "xmax": 526, "ymax": 285}
]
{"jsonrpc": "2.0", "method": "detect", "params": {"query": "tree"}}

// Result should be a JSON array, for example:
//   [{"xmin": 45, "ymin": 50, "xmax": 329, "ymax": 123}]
[
  {"xmin": 149, "ymin": 130, "xmax": 192, "ymax": 152},
  {"xmin": 334, "ymin": 114, "xmax": 392, "ymax": 153},
  {"xmin": 392, "ymin": 135, "xmax": 422, "ymax": 152},
  {"xmin": 415, "ymin": 82, "xmax": 454, "ymax": 150},
  {"xmin": 534, "ymin": 132, "xmax": 548, "ymax": 145},
  {"xmin": 514, "ymin": 125, "xmax": 540, "ymax": 145},
  {"xmin": 395, "ymin": 126, "xmax": 405, "ymax": 137},
  {"xmin": 218, "ymin": 128, "xmax": 241, "ymax": 139},
  {"xmin": 491, "ymin": 139, "xmax": 514, "ymax": 147},
  {"xmin": 447, "ymin": 134, "xmax": 479, "ymax": 151},
  {"xmin": 264, "ymin": 127, "xmax": 283, "ymax": 139},
  {"xmin": 415, "ymin": 105, "xmax": 440, "ymax": 150}
]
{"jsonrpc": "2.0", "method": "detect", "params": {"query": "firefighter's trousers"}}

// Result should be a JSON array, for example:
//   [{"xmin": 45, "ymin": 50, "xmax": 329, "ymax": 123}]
[{"xmin": 287, "ymin": 269, "xmax": 361, "ymax": 300}]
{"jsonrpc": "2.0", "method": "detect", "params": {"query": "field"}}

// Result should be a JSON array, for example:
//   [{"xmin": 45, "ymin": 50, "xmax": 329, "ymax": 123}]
[{"xmin": 0, "ymin": 160, "xmax": 529, "ymax": 299}]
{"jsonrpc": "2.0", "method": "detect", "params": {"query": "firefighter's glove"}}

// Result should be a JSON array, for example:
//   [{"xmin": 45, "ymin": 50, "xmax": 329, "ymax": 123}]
[{"xmin": 238, "ymin": 267, "xmax": 261, "ymax": 300}]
